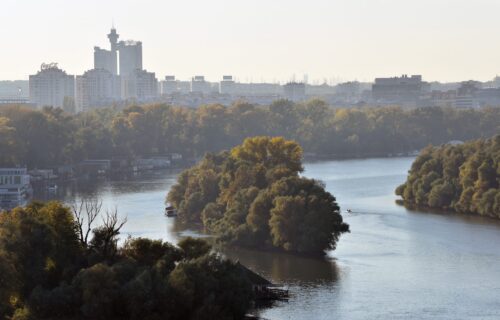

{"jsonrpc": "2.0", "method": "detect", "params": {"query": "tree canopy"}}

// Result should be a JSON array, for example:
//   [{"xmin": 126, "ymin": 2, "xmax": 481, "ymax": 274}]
[
  {"xmin": 0, "ymin": 201, "xmax": 254, "ymax": 319},
  {"xmin": 1, "ymin": 102, "xmax": 499, "ymax": 168},
  {"xmin": 167, "ymin": 136, "xmax": 349, "ymax": 255},
  {"xmin": 396, "ymin": 135, "xmax": 500, "ymax": 218}
]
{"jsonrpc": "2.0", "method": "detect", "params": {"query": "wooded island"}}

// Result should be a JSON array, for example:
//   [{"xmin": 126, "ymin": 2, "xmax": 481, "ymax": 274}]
[{"xmin": 396, "ymin": 135, "xmax": 500, "ymax": 219}]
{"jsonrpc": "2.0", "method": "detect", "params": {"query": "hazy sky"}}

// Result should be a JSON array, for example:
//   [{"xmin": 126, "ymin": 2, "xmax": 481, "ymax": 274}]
[{"xmin": 2, "ymin": 0, "xmax": 500, "ymax": 83}]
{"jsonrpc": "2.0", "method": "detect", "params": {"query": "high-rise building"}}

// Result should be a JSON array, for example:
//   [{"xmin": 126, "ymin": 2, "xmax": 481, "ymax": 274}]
[
  {"xmin": 119, "ymin": 40, "xmax": 142, "ymax": 77},
  {"xmin": 29, "ymin": 63, "xmax": 75, "ymax": 109},
  {"xmin": 75, "ymin": 68, "xmax": 120, "ymax": 112},
  {"xmin": 190, "ymin": 76, "xmax": 212, "ymax": 94},
  {"xmin": 161, "ymin": 76, "xmax": 178, "ymax": 95},
  {"xmin": 122, "ymin": 69, "xmax": 158, "ymax": 100},
  {"xmin": 94, "ymin": 28, "xmax": 119, "ymax": 76},
  {"xmin": 219, "ymin": 75, "xmax": 235, "ymax": 95}
]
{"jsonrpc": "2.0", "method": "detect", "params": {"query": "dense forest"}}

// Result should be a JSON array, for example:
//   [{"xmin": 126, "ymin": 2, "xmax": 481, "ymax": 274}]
[
  {"xmin": 1, "ymin": 101, "xmax": 499, "ymax": 168},
  {"xmin": 396, "ymin": 135, "xmax": 500, "ymax": 219},
  {"xmin": 167, "ymin": 136, "xmax": 349, "ymax": 255},
  {"xmin": 0, "ymin": 201, "xmax": 254, "ymax": 320}
]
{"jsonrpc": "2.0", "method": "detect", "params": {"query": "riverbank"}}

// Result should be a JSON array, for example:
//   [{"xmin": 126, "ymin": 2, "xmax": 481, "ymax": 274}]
[
  {"xmin": 396, "ymin": 199, "xmax": 500, "ymax": 223},
  {"xmin": 303, "ymin": 150, "xmax": 420, "ymax": 161},
  {"xmin": 20, "ymin": 157, "xmax": 500, "ymax": 320}
]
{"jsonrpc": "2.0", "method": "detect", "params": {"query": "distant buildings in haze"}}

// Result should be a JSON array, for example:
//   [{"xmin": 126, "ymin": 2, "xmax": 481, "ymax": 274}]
[
  {"xmin": 94, "ymin": 28, "xmax": 119, "ymax": 75},
  {"xmin": 8, "ymin": 26, "xmax": 500, "ymax": 110},
  {"xmin": 29, "ymin": 63, "xmax": 75, "ymax": 109},
  {"xmin": 75, "ymin": 68, "xmax": 120, "ymax": 111},
  {"xmin": 283, "ymin": 82, "xmax": 306, "ymax": 102}
]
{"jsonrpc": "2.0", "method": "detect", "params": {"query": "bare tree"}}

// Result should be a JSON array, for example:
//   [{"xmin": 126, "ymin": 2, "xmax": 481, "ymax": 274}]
[
  {"xmin": 71, "ymin": 198, "xmax": 102, "ymax": 247},
  {"xmin": 91, "ymin": 207, "xmax": 127, "ymax": 260},
  {"xmin": 102, "ymin": 207, "xmax": 127, "ymax": 238}
]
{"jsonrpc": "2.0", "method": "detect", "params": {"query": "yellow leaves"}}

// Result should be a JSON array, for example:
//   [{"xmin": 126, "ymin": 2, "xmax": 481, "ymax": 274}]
[
  {"xmin": 45, "ymin": 257, "xmax": 56, "ymax": 272},
  {"xmin": 230, "ymin": 136, "xmax": 303, "ymax": 173},
  {"xmin": 9, "ymin": 294, "xmax": 21, "ymax": 309},
  {"xmin": 400, "ymin": 135, "xmax": 500, "ymax": 218}
]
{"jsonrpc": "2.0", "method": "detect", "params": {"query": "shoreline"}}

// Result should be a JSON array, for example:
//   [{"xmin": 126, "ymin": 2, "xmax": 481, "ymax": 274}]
[{"xmin": 396, "ymin": 199, "xmax": 500, "ymax": 223}]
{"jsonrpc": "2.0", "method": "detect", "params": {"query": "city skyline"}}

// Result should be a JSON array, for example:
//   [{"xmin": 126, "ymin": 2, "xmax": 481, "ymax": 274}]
[{"xmin": 3, "ymin": 0, "xmax": 500, "ymax": 83}]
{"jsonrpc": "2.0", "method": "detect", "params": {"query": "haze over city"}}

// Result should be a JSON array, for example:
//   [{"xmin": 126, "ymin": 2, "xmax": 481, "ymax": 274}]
[
  {"xmin": 3, "ymin": 0, "xmax": 500, "ymax": 82},
  {"xmin": 1, "ymin": 1, "xmax": 500, "ymax": 320}
]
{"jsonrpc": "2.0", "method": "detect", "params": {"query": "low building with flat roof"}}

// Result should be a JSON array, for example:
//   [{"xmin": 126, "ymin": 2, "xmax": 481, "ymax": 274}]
[{"xmin": 0, "ymin": 168, "xmax": 31, "ymax": 209}]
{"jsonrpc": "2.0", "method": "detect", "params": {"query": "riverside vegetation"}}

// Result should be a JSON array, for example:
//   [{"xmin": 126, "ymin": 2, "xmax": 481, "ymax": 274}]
[
  {"xmin": 0, "ymin": 201, "xmax": 255, "ymax": 320},
  {"xmin": 1, "ymin": 101, "xmax": 499, "ymax": 168},
  {"xmin": 396, "ymin": 135, "xmax": 500, "ymax": 219},
  {"xmin": 167, "ymin": 136, "xmax": 350, "ymax": 255}
]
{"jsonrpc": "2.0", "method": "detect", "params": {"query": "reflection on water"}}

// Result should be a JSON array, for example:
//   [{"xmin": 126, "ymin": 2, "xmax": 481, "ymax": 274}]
[
  {"xmin": 33, "ymin": 158, "xmax": 500, "ymax": 320},
  {"xmin": 224, "ymin": 247, "xmax": 339, "ymax": 285},
  {"xmin": 33, "ymin": 170, "xmax": 183, "ymax": 244}
]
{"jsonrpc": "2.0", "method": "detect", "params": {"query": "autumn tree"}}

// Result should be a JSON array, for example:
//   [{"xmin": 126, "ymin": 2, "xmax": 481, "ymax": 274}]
[{"xmin": 167, "ymin": 136, "xmax": 349, "ymax": 254}]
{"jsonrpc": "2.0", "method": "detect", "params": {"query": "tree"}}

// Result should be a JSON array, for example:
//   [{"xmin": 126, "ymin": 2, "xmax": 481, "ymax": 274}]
[
  {"xmin": 397, "ymin": 135, "xmax": 500, "ymax": 219},
  {"xmin": 71, "ymin": 198, "xmax": 102, "ymax": 247},
  {"xmin": 122, "ymin": 237, "xmax": 182, "ymax": 269},
  {"xmin": 89, "ymin": 208, "xmax": 127, "ymax": 262},
  {"xmin": 0, "ymin": 201, "xmax": 255, "ymax": 319},
  {"xmin": 168, "ymin": 254, "xmax": 252, "ymax": 320},
  {"xmin": 177, "ymin": 237, "xmax": 212, "ymax": 260},
  {"xmin": 167, "ymin": 136, "xmax": 349, "ymax": 254},
  {"xmin": 0, "ymin": 116, "xmax": 18, "ymax": 165}
]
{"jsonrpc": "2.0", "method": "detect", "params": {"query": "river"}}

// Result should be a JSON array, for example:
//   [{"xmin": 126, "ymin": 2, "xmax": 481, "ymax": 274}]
[{"xmin": 33, "ymin": 157, "xmax": 500, "ymax": 320}]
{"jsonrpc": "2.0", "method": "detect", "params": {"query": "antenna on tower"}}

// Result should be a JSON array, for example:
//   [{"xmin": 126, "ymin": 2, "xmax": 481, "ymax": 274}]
[{"xmin": 112, "ymin": 19, "xmax": 115, "ymax": 29}]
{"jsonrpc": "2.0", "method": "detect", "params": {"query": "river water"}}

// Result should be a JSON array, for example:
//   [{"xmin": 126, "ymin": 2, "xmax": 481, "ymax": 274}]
[{"xmin": 33, "ymin": 157, "xmax": 500, "ymax": 320}]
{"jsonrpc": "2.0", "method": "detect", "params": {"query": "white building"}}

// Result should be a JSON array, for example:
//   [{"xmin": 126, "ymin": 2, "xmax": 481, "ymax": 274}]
[
  {"xmin": 190, "ymin": 76, "xmax": 212, "ymax": 94},
  {"xmin": 75, "ymin": 68, "xmax": 120, "ymax": 112},
  {"xmin": 94, "ymin": 28, "xmax": 119, "ymax": 75},
  {"xmin": 161, "ymin": 76, "xmax": 178, "ymax": 95},
  {"xmin": 232, "ymin": 82, "xmax": 281, "ymax": 96},
  {"xmin": 29, "ymin": 63, "xmax": 75, "ymax": 109},
  {"xmin": 119, "ymin": 40, "xmax": 142, "ymax": 77},
  {"xmin": 122, "ymin": 69, "xmax": 158, "ymax": 100},
  {"xmin": 219, "ymin": 75, "xmax": 235, "ymax": 95},
  {"xmin": 0, "ymin": 168, "xmax": 31, "ymax": 209}
]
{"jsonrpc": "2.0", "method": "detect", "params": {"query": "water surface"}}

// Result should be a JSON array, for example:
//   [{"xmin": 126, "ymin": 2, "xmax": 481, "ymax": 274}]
[{"xmin": 34, "ymin": 158, "xmax": 500, "ymax": 320}]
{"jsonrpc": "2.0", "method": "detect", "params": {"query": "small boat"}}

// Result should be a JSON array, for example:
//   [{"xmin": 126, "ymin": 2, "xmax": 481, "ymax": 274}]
[
  {"xmin": 47, "ymin": 184, "xmax": 58, "ymax": 193},
  {"xmin": 165, "ymin": 205, "xmax": 177, "ymax": 217},
  {"xmin": 346, "ymin": 209, "xmax": 352, "ymax": 214}
]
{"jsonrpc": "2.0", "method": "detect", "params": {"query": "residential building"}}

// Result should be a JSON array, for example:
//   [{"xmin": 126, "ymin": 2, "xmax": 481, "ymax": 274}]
[
  {"xmin": 122, "ymin": 69, "xmax": 158, "ymax": 100},
  {"xmin": 119, "ymin": 40, "xmax": 142, "ymax": 77},
  {"xmin": 455, "ymin": 81, "xmax": 480, "ymax": 108},
  {"xmin": 219, "ymin": 75, "xmax": 235, "ymax": 95},
  {"xmin": 232, "ymin": 82, "xmax": 281, "ymax": 96},
  {"xmin": 190, "ymin": 76, "xmax": 212, "ymax": 94},
  {"xmin": 0, "ymin": 80, "xmax": 29, "ymax": 99},
  {"xmin": 29, "ymin": 63, "xmax": 75, "ymax": 109},
  {"xmin": 283, "ymin": 82, "xmax": 306, "ymax": 102},
  {"xmin": 476, "ymin": 88, "xmax": 500, "ymax": 106},
  {"xmin": 161, "ymin": 76, "xmax": 178, "ymax": 95},
  {"xmin": 75, "ymin": 68, "xmax": 120, "ymax": 112}
]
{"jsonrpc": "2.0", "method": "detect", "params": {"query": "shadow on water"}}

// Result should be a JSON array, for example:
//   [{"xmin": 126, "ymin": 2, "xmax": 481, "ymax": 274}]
[{"xmin": 223, "ymin": 247, "xmax": 340, "ymax": 286}]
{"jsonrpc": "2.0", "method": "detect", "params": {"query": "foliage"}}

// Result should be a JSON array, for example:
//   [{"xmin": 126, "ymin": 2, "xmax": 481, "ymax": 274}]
[
  {"xmin": 0, "ymin": 202, "xmax": 254, "ymax": 319},
  {"xmin": 167, "ymin": 137, "xmax": 349, "ymax": 255},
  {"xmin": 1, "ymin": 103, "xmax": 499, "ymax": 167},
  {"xmin": 396, "ymin": 135, "xmax": 500, "ymax": 218}
]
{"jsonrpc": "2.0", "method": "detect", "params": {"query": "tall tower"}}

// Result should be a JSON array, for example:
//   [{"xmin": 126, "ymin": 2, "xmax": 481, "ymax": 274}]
[
  {"xmin": 107, "ymin": 28, "xmax": 119, "ymax": 75},
  {"xmin": 107, "ymin": 27, "xmax": 119, "ymax": 52}
]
